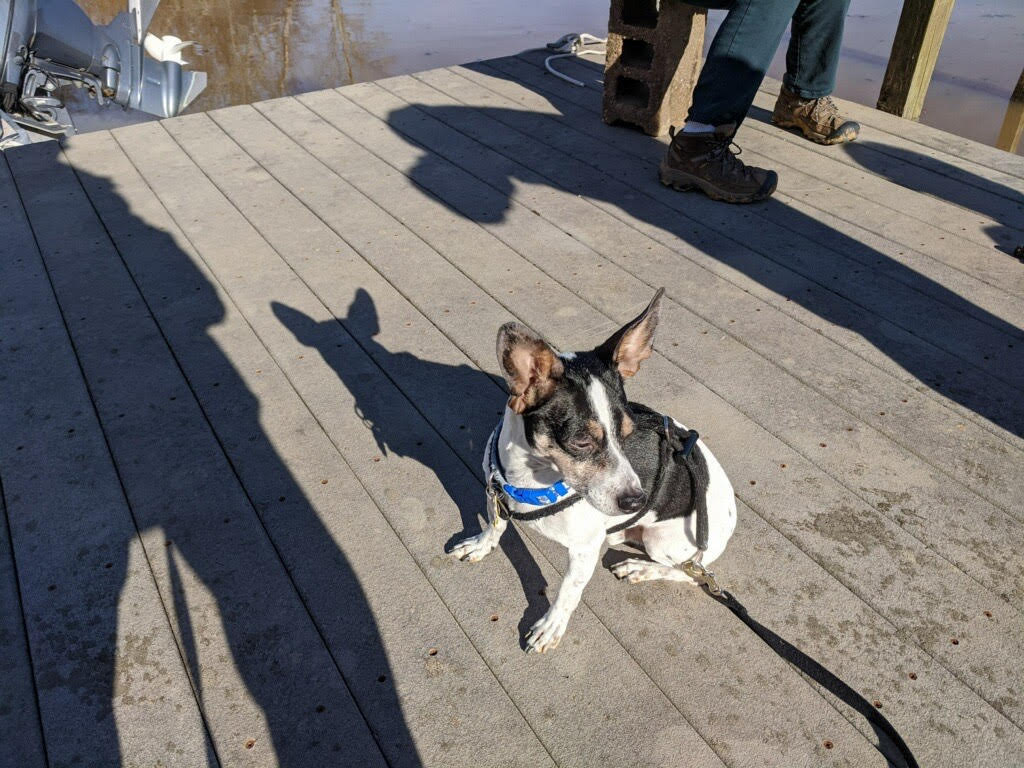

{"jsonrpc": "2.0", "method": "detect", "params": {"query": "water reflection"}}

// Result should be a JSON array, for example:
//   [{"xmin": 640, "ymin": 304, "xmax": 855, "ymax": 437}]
[{"xmin": 68, "ymin": 0, "xmax": 1023, "ymax": 156}]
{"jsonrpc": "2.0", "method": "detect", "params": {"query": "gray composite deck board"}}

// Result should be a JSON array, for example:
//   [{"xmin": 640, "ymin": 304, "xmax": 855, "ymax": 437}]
[
  {"xmin": 6, "ymin": 141, "xmax": 388, "ymax": 768},
  {"xmin": 72, "ymin": 122, "xmax": 559, "ymax": 768},
  {"xmin": 0, "ymin": 493, "xmax": 46, "ymax": 768},
  {"xmin": 237, "ymin": 89, "xmax": 1019, "ymax": 765},
  {"xmin": 278, "ymin": 81, "xmax": 1024, "ymax": 760},
  {"xmin": 2, "ymin": 52, "xmax": 1023, "ymax": 767},
  {"xmin": 0, "ymin": 149, "xmax": 214, "ymax": 767},
  {"xmin": 117, "ymin": 110, "xmax": 726, "ymax": 768},
  {"xmin": 198, "ymin": 100, "xmax": 887, "ymax": 767}
]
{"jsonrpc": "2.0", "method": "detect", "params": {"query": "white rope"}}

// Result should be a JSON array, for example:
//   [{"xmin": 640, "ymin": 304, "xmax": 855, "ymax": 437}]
[{"xmin": 544, "ymin": 33, "xmax": 607, "ymax": 88}]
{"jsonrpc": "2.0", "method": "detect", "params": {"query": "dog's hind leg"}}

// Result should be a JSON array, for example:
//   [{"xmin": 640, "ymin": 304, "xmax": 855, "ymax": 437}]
[
  {"xmin": 449, "ymin": 508, "xmax": 508, "ymax": 563},
  {"xmin": 611, "ymin": 558, "xmax": 699, "ymax": 585}
]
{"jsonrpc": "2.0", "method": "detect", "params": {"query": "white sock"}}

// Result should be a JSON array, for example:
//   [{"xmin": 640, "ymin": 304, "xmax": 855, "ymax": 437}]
[{"xmin": 682, "ymin": 121, "xmax": 716, "ymax": 134}]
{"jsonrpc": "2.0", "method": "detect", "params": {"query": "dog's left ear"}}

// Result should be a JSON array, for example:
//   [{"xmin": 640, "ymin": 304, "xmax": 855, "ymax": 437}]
[{"xmin": 597, "ymin": 288, "xmax": 664, "ymax": 378}]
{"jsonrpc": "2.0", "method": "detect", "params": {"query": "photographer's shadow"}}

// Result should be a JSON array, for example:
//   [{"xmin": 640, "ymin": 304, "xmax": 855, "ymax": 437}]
[{"xmin": 272, "ymin": 289, "xmax": 552, "ymax": 643}]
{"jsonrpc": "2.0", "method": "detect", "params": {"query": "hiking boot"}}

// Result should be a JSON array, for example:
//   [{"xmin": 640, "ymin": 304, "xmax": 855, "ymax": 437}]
[
  {"xmin": 659, "ymin": 124, "xmax": 778, "ymax": 204},
  {"xmin": 771, "ymin": 86, "xmax": 860, "ymax": 145}
]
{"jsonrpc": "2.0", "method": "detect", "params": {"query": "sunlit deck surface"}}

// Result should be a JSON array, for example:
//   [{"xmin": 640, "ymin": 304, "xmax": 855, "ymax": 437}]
[{"xmin": 2, "ymin": 51, "xmax": 1024, "ymax": 768}]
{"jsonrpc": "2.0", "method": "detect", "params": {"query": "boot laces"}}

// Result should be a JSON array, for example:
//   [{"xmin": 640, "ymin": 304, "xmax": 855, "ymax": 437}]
[
  {"xmin": 708, "ymin": 135, "xmax": 755, "ymax": 178},
  {"xmin": 810, "ymin": 95, "xmax": 840, "ymax": 123}
]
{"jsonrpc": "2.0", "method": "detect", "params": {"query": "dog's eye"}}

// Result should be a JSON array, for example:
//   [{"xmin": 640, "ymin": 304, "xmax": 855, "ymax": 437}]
[{"xmin": 568, "ymin": 437, "xmax": 596, "ymax": 454}]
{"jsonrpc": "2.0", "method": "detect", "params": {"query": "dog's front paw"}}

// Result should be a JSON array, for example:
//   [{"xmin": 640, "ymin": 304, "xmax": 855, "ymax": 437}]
[
  {"xmin": 526, "ymin": 608, "xmax": 570, "ymax": 653},
  {"xmin": 449, "ymin": 530, "xmax": 500, "ymax": 562},
  {"xmin": 611, "ymin": 558, "xmax": 696, "ymax": 584}
]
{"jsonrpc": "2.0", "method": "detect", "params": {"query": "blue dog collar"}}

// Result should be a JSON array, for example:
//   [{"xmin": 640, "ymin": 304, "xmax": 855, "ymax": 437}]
[
  {"xmin": 502, "ymin": 479, "xmax": 572, "ymax": 507},
  {"xmin": 488, "ymin": 416, "xmax": 575, "ymax": 507}
]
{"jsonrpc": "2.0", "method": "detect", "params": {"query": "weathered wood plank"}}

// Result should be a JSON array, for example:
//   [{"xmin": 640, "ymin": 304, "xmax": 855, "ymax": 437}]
[
  {"xmin": 244, "ymin": 88, "xmax": 1024, "ymax": 765},
  {"xmin": 0, "ymin": 494, "xmax": 46, "ymax": 768},
  {"xmin": 112, "ymin": 112, "xmax": 720, "ymax": 768},
  {"xmin": 65, "ymin": 123, "xmax": 558, "ymax": 768},
  {"xmin": 877, "ymin": 0, "xmax": 956, "ymax": 120},
  {"xmin": 291, "ymin": 79, "xmax": 1024, "ymax": 753},
  {"xmin": 0, "ymin": 148, "xmax": 213, "ymax": 768},
  {"xmin": 6, "ymin": 140, "xmax": 387, "ymax": 768}
]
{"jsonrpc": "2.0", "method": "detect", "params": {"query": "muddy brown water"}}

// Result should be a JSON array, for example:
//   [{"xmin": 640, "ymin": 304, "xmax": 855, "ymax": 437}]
[{"xmin": 71, "ymin": 0, "xmax": 1022, "ymax": 156}]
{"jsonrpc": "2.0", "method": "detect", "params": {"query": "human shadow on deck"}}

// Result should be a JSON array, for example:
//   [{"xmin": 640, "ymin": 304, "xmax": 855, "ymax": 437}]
[
  {"xmin": 386, "ymin": 60, "xmax": 1024, "ymax": 444},
  {"xmin": 837, "ymin": 139, "xmax": 1024, "ymax": 257},
  {"xmin": 4, "ymin": 145, "xmax": 416, "ymax": 767},
  {"xmin": 273, "ymin": 290, "xmax": 552, "ymax": 645}
]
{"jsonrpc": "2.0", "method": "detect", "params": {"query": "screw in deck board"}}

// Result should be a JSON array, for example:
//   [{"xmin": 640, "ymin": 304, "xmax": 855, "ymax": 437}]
[{"xmin": 602, "ymin": 0, "xmax": 707, "ymax": 136}]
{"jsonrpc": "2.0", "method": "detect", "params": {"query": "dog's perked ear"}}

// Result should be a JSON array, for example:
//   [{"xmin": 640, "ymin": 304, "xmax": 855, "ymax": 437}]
[
  {"xmin": 496, "ymin": 322, "xmax": 564, "ymax": 414},
  {"xmin": 596, "ymin": 288, "xmax": 665, "ymax": 378}
]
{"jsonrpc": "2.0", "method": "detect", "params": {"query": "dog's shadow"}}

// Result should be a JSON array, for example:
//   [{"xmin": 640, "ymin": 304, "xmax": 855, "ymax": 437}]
[{"xmin": 273, "ymin": 289, "xmax": 551, "ymax": 646}]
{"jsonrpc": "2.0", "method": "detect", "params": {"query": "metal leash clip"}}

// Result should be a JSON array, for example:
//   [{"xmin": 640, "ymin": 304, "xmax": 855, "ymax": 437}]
[
  {"xmin": 486, "ymin": 473, "xmax": 510, "ymax": 522},
  {"xmin": 682, "ymin": 555, "xmax": 723, "ymax": 597}
]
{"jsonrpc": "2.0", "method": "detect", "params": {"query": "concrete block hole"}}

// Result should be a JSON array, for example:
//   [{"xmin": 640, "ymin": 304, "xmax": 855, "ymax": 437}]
[
  {"xmin": 621, "ymin": 38, "xmax": 655, "ymax": 69},
  {"xmin": 620, "ymin": 0, "xmax": 659, "ymax": 28},
  {"xmin": 615, "ymin": 76, "xmax": 650, "ymax": 108}
]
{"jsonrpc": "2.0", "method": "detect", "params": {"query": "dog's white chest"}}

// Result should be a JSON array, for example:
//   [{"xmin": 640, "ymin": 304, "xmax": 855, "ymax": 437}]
[{"xmin": 519, "ymin": 501, "xmax": 609, "ymax": 549}]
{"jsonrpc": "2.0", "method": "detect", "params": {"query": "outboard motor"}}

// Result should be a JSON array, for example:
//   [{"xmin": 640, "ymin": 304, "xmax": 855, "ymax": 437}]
[{"xmin": 0, "ymin": 0, "xmax": 205, "ymax": 143}]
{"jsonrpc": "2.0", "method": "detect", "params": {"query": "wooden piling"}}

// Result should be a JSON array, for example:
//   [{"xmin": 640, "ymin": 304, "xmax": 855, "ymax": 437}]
[
  {"xmin": 996, "ymin": 67, "xmax": 1024, "ymax": 154},
  {"xmin": 876, "ymin": 0, "xmax": 956, "ymax": 120}
]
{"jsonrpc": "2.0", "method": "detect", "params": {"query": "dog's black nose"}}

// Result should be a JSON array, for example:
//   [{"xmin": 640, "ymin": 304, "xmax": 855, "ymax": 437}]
[{"xmin": 617, "ymin": 490, "xmax": 647, "ymax": 512}]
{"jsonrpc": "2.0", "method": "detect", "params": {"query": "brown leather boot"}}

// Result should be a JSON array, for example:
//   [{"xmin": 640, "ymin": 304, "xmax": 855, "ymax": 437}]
[
  {"xmin": 771, "ymin": 86, "xmax": 860, "ymax": 145},
  {"xmin": 659, "ymin": 124, "xmax": 778, "ymax": 204}
]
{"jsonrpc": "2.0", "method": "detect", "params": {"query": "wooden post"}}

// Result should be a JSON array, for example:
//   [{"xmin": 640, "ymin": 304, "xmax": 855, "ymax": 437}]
[
  {"xmin": 996, "ymin": 68, "xmax": 1024, "ymax": 154},
  {"xmin": 876, "ymin": 0, "xmax": 956, "ymax": 120}
]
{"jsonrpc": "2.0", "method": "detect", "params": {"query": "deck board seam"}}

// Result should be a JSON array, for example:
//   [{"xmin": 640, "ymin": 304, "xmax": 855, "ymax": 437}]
[
  {"xmin": 157, "ymin": 111, "xmax": 565, "ymax": 768},
  {"xmin": 258, "ymin": 88, "xmax": 1024, "ymax": 729},
  {"xmin": 0, "ymin": 475, "xmax": 51, "ymax": 768},
  {"xmin": 495, "ymin": 57, "xmax": 1024, "ymax": 304},
  {"xmin": 3, "ymin": 149, "xmax": 224, "ymax": 768},
  {"xmin": 370, "ymin": 75, "xmax": 1024, "ymax": 520}
]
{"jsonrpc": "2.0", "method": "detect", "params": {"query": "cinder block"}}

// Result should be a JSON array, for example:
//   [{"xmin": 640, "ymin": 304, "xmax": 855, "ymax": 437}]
[{"xmin": 603, "ymin": 0, "xmax": 707, "ymax": 136}]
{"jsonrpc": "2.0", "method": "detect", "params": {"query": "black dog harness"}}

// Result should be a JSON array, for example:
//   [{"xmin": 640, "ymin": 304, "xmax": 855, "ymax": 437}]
[{"xmin": 485, "ymin": 406, "xmax": 707, "ymax": 545}]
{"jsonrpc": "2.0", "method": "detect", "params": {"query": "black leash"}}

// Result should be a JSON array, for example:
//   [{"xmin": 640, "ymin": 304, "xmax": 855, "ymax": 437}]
[{"xmin": 694, "ymin": 579, "xmax": 919, "ymax": 768}]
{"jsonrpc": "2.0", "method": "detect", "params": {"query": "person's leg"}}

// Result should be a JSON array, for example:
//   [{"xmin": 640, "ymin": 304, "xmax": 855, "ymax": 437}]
[
  {"xmin": 688, "ymin": 0, "xmax": 800, "ymax": 128},
  {"xmin": 784, "ymin": 0, "xmax": 851, "ymax": 99},
  {"xmin": 772, "ymin": 0, "xmax": 860, "ymax": 144}
]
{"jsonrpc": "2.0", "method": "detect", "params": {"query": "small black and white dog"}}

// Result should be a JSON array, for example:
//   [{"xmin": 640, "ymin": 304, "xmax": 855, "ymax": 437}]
[{"xmin": 451, "ymin": 288, "xmax": 737, "ymax": 653}]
